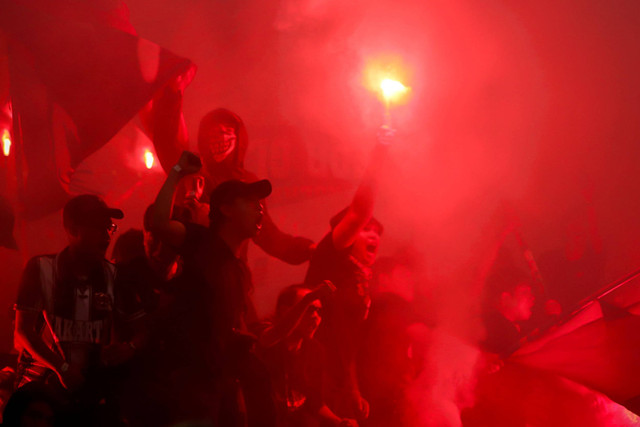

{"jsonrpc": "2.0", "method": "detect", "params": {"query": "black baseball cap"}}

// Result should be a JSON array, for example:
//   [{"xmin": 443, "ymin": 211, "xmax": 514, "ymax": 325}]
[
  {"xmin": 330, "ymin": 206, "xmax": 383, "ymax": 234},
  {"xmin": 209, "ymin": 179, "xmax": 272, "ymax": 209},
  {"xmin": 63, "ymin": 195, "xmax": 124, "ymax": 229}
]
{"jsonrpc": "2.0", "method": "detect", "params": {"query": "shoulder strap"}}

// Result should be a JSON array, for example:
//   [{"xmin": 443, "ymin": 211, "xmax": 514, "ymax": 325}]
[
  {"xmin": 38, "ymin": 254, "xmax": 59, "ymax": 314},
  {"xmin": 102, "ymin": 261, "xmax": 116, "ymax": 302},
  {"xmin": 36, "ymin": 254, "xmax": 65, "ymax": 353}
]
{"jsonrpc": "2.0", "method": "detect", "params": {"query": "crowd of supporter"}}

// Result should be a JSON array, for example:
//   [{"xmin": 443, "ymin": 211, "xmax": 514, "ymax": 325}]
[{"xmin": 0, "ymin": 110, "xmax": 543, "ymax": 426}]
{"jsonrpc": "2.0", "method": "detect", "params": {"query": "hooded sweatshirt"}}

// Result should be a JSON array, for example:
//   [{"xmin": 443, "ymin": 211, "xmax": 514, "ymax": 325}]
[{"xmin": 195, "ymin": 109, "xmax": 313, "ymax": 265}]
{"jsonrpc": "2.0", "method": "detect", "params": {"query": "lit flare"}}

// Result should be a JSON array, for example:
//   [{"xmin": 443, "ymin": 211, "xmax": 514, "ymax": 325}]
[
  {"xmin": 380, "ymin": 78, "xmax": 408, "ymax": 103},
  {"xmin": 1, "ymin": 129, "xmax": 10, "ymax": 157},
  {"xmin": 144, "ymin": 149, "xmax": 154, "ymax": 169}
]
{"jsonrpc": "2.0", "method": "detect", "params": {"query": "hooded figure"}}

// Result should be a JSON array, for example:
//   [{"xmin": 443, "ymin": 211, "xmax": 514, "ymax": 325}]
[
  {"xmin": 197, "ymin": 108, "xmax": 250, "ymax": 187},
  {"xmin": 175, "ymin": 108, "xmax": 314, "ymax": 265}
]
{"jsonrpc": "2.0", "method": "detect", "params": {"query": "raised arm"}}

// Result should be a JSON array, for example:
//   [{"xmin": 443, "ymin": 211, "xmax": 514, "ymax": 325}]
[
  {"xmin": 152, "ymin": 151, "xmax": 202, "ymax": 249},
  {"xmin": 253, "ymin": 207, "xmax": 315, "ymax": 265},
  {"xmin": 332, "ymin": 127, "xmax": 393, "ymax": 250}
]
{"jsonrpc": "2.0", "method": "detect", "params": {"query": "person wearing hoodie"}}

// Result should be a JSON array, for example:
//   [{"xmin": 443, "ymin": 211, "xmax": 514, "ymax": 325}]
[{"xmin": 147, "ymin": 85, "xmax": 314, "ymax": 265}]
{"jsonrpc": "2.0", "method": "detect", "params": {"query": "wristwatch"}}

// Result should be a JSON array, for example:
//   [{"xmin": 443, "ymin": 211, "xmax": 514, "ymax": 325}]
[
  {"xmin": 172, "ymin": 164, "xmax": 183, "ymax": 174},
  {"xmin": 59, "ymin": 362, "xmax": 69, "ymax": 373}
]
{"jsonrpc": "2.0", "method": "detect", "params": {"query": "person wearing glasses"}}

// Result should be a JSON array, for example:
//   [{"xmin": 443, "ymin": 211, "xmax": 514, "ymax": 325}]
[{"xmin": 13, "ymin": 195, "xmax": 144, "ymax": 424}]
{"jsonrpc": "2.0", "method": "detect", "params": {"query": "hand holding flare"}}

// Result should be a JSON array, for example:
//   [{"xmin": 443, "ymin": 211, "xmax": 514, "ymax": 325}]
[{"xmin": 380, "ymin": 78, "xmax": 408, "ymax": 128}]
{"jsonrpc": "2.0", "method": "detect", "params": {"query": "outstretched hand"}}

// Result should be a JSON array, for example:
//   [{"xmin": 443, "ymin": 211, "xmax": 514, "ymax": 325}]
[{"xmin": 176, "ymin": 151, "xmax": 202, "ymax": 175}]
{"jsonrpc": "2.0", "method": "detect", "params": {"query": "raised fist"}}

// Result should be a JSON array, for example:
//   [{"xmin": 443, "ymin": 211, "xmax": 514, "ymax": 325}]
[{"xmin": 175, "ymin": 150, "xmax": 202, "ymax": 175}]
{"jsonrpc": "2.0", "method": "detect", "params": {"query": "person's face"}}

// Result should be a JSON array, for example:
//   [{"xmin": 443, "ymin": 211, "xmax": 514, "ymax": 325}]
[
  {"xmin": 292, "ymin": 289, "xmax": 323, "ymax": 339},
  {"xmin": 300, "ymin": 300, "xmax": 322, "ymax": 339},
  {"xmin": 222, "ymin": 195, "xmax": 264, "ymax": 239},
  {"xmin": 502, "ymin": 283, "xmax": 535, "ymax": 322},
  {"xmin": 351, "ymin": 222, "xmax": 382, "ymax": 266},
  {"xmin": 68, "ymin": 219, "xmax": 115, "ymax": 261},
  {"xmin": 203, "ymin": 123, "xmax": 237, "ymax": 163},
  {"xmin": 174, "ymin": 175, "xmax": 205, "ymax": 210}
]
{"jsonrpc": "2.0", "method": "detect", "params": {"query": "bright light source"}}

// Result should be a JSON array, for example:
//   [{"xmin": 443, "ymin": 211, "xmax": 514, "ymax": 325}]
[
  {"xmin": 363, "ymin": 56, "xmax": 412, "ymax": 104},
  {"xmin": 144, "ymin": 149, "xmax": 154, "ymax": 169},
  {"xmin": 380, "ymin": 78, "xmax": 408, "ymax": 102},
  {"xmin": 1, "ymin": 129, "xmax": 10, "ymax": 157}
]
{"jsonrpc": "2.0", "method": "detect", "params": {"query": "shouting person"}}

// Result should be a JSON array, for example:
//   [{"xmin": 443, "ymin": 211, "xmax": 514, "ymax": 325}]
[
  {"xmin": 151, "ymin": 150, "xmax": 276, "ymax": 426},
  {"xmin": 150, "ymin": 84, "xmax": 314, "ymax": 264},
  {"xmin": 304, "ymin": 127, "xmax": 394, "ymax": 423}
]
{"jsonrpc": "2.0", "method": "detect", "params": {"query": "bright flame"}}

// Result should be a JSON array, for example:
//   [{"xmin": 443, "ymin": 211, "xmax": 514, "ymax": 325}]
[
  {"xmin": 363, "ymin": 55, "xmax": 412, "ymax": 106},
  {"xmin": 381, "ymin": 78, "xmax": 408, "ymax": 102},
  {"xmin": 2, "ymin": 129, "xmax": 11, "ymax": 157},
  {"xmin": 144, "ymin": 149, "xmax": 154, "ymax": 169}
]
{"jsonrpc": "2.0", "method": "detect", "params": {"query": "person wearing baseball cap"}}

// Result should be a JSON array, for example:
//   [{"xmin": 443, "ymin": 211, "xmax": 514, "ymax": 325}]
[
  {"xmin": 208, "ymin": 178, "xmax": 272, "ymax": 235},
  {"xmin": 150, "ymin": 151, "xmax": 276, "ymax": 425},
  {"xmin": 61, "ymin": 194, "xmax": 124, "ymax": 262},
  {"xmin": 14, "ymin": 194, "xmax": 143, "ymax": 423}
]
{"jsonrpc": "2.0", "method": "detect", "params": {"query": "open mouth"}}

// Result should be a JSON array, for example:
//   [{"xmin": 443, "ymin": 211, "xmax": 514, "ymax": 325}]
[
  {"xmin": 183, "ymin": 195, "xmax": 201, "ymax": 206},
  {"xmin": 366, "ymin": 243, "xmax": 378, "ymax": 254},
  {"xmin": 212, "ymin": 139, "xmax": 233, "ymax": 156}
]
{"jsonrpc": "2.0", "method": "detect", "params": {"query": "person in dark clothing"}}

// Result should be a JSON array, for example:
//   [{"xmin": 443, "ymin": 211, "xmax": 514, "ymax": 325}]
[
  {"xmin": 151, "ymin": 151, "xmax": 276, "ymax": 426},
  {"xmin": 358, "ymin": 294, "xmax": 420, "ymax": 427},
  {"xmin": 304, "ymin": 126, "xmax": 393, "ymax": 422},
  {"xmin": 111, "ymin": 229, "xmax": 145, "ymax": 265},
  {"xmin": 480, "ymin": 280, "xmax": 535, "ymax": 358},
  {"xmin": 149, "ymin": 83, "xmax": 314, "ymax": 264},
  {"xmin": 462, "ymin": 263, "xmax": 536, "ymax": 427},
  {"xmin": 478, "ymin": 249, "xmax": 536, "ymax": 358},
  {"xmin": 257, "ymin": 283, "xmax": 358, "ymax": 427},
  {"xmin": 13, "ymin": 195, "xmax": 144, "ymax": 425},
  {"xmin": 116, "ymin": 205, "xmax": 183, "ymax": 317},
  {"xmin": 113, "ymin": 205, "xmax": 184, "ymax": 426}
]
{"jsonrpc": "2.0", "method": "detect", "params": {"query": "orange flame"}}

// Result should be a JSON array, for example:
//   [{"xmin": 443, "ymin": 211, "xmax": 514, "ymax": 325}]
[
  {"xmin": 1, "ymin": 129, "xmax": 10, "ymax": 157},
  {"xmin": 144, "ymin": 149, "xmax": 154, "ymax": 169},
  {"xmin": 363, "ymin": 55, "xmax": 412, "ymax": 106},
  {"xmin": 381, "ymin": 78, "xmax": 408, "ymax": 102}
]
